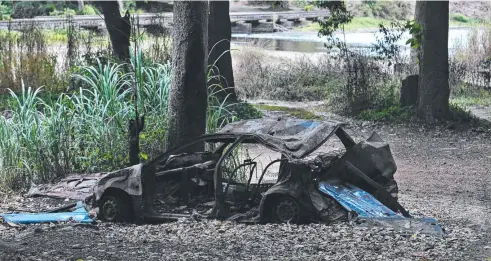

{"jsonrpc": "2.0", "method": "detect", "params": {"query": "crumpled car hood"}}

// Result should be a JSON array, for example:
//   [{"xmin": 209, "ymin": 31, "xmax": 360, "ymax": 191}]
[{"xmin": 217, "ymin": 118, "xmax": 344, "ymax": 159}]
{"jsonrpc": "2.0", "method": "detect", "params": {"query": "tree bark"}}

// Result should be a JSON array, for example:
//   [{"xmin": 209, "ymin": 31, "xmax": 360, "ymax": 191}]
[
  {"xmin": 416, "ymin": 1, "xmax": 450, "ymax": 119},
  {"xmin": 417, "ymin": 1, "xmax": 449, "ymax": 119},
  {"xmin": 166, "ymin": 1, "xmax": 208, "ymax": 152},
  {"xmin": 77, "ymin": 0, "xmax": 84, "ymax": 10},
  {"xmin": 410, "ymin": 1, "xmax": 425, "ymax": 73},
  {"xmin": 208, "ymin": 1, "xmax": 237, "ymax": 102},
  {"xmin": 98, "ymin": 1, "xmax": 131, "ymax": 61},
  {"xmin": 272, "ymin": 1, "xmax": 290, "ymax": 10}
]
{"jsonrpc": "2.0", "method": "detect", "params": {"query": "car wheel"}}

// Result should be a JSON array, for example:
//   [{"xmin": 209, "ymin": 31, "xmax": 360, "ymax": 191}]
[
  {"xmin": 271, "ymin": 196, "xmax": 300, "ymax": 224},
  {"xmin": 99, "ymin": 195, "xmax": 131, "ymax": 222}
]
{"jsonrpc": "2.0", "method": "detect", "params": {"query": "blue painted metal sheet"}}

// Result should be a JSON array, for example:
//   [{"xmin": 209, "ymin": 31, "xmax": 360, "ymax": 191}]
[
  {"xmin": 318, "ymin": 182, "xmax": 443, "ymax": 235},
  {"xmin": 0, "ymin": 202, "xmax": 93, "ymax": 224},
  {"xmin": 318, "ymin": 182, "xmax": 399, "ymax": 218}
]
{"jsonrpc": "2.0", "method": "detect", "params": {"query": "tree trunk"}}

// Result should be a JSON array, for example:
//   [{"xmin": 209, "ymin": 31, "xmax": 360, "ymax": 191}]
[
  {"xmin": 417, "ymin": 1, "xmax": 449, "ymax": 119},
  {"xmin": 98, "ymin": 1, "xmax": 131, "ymax": 61},
  {"xmin": 166, "ymin": 1, "xmax": 209, "ymax": 152},
  {"xmin": 410, "ymin": 1, "xmax": 425, "ymax": 73},
  {"xmin": 208, "ymin": 1, "xmax": 237, "ymax": 102},
  {"xmin": 77, "ymin": 0, "xmax": 84, "ymax": 10},
  {"xmin": 272, "ymin": 1, "xmax": 290, "ymax": 10}
]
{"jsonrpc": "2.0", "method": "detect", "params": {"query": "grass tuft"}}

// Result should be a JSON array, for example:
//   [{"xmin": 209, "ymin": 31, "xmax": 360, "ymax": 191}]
[{"xmin": 254, "ymin": 104, "xmax": 322, "ymax": 120}]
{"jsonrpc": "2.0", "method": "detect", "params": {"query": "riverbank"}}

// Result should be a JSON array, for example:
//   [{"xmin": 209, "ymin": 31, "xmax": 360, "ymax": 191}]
[{"xmin": 296, "ymin": 15, "xmax": 489, "ymax": 33}]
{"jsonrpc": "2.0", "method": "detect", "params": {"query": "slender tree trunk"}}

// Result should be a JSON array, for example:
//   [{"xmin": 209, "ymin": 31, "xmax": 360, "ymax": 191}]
[
  {"xmin": 208, "ymin": 1, "xmax": 237, "ymax": 102},
  {"xmin": 417, "ymin": 1, "xmax": 450, "ymax": 119},
  {"xmin": 98, "ymin": 1, "xmax": 131, "ymax": 61},
  {"xmin": 166, "ymin": 1, "xmax": 209, "ymax": 152},
  {"xmin": 77, "ymin": 0, "xmax": 84, "ymax": 10}
]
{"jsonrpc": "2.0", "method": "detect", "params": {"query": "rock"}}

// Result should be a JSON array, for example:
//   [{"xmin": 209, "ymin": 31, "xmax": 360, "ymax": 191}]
[{"xmin": 33, "ymin": 227, "xmax": 43, "ymax": 234}]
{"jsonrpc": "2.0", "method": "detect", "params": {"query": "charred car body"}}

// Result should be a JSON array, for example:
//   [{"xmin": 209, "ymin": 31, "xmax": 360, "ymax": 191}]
[{"xmin": 28, "ymin": 118, "xmax": 441, "ymax": 233}]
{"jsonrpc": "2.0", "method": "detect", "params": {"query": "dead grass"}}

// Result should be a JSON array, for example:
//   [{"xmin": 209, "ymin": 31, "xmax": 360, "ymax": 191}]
[
  {"xmin": 233, "ymin": 47, "xmax": 401, "ymax": 115},
  {"xmin": 233, "ymin": 47, "xmax": 342, "ymax": 101}
]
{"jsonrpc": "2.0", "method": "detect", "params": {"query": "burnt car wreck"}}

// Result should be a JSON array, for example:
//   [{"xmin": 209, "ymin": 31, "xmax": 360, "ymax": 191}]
[{"xmin": 27, "ymin": 118, "xmax": 442, "ymax": 234}]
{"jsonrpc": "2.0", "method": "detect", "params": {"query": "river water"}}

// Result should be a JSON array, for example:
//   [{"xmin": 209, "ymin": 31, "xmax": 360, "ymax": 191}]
[{"xmin": 232, "ymin": 27, "xmax": 473, "ymax": 54}]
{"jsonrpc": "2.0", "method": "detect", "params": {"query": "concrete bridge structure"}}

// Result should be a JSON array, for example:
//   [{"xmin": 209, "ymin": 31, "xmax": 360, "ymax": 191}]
[{"xmin": 0, "ymin": 10, "xmax": 329, "ymax": 34}]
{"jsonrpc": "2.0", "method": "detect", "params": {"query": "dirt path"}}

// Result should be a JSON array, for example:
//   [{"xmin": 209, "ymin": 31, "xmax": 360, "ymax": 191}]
[
  {"xmin": 1, "ymin": 103, "xmax": 491, "ymax": 260},
  {"xmin": 469, "ymin": 105, "xmax": 491, "ymax": 123}
]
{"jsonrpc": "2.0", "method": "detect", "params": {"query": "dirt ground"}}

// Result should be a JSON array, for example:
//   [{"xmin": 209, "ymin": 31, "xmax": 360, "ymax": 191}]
[{"xmin": 1, "ymin": 104, "xmax": 491, "ymax": 260}]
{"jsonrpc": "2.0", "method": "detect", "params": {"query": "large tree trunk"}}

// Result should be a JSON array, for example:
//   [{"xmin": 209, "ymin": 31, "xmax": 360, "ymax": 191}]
[
  {"xmin": 166, "ymin": 1, "xmax": 209, "ymax": 152},
  {"xmin": 208, "ymin": 1, "xmax": 237, "ymax": 102},
  {"xmin": 417, "ymin": 1, "xmax": 449, "ymax": 119},
  {"xmin": 99, "ymin": 1, "xmax": 131, "ymax": 61}
]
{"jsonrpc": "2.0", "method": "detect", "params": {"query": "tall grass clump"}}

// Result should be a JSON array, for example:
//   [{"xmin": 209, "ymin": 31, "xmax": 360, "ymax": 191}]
[
  {"xmin": 0, "ymin": 45, "xmax": 240, "ymax": 191},
  {"xmin": 452, "ymin": 27, "xmax": 491, "ymax": 95},
  {"xmin": 0, "ymin": 49, "xmax": 172, "ymax": 190},
  {"xmin": 0, "ymin": 22, "xmax": 66, "ymax": 93}
]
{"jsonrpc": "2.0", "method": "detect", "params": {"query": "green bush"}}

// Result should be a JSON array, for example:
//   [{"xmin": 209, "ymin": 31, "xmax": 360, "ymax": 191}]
[
  {"xmin": 49, "ymin": 8, "xmax": 76, "ymax": 17},
  {"xmin": 452, "ymin": 14, "xmax": 469, "ymax": 23},
  {"xmin": 0, "ymin": 4, "xmax": 11, "ymax": 20},
  {"xmin": 77, "ymin": 5, "xmax": 97, "ymax": 16},
  {"xmin": 304, "ymin": 5, "xmax": 314, "ymax": 11},
  {"xmin": 359, "ymin": 106, "xmax": 412, "ymax": 122}
]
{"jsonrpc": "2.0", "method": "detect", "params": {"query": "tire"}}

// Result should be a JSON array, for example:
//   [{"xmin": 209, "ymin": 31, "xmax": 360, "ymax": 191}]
[
  {"xmin": 99, "ymin": 195, "xmax": 132, "ymax": 222},
  {"xmin": 270, "ymin": 196, "xmax": 301, "ymax": 224}
]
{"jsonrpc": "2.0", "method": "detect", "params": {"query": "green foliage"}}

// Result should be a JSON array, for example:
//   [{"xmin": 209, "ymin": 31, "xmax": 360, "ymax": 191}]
[
  {"xmin": 49, "ymin": 8, "xmax": 76, "ymax": 17},
  {"xmin": 0, "ymin": 26, "xmax": 68, "ymax": 92},
  {"xmin": 304, "ymin": 4, "xmax": 315, "ymax": 11},
  {"xmin": 0, "ymin": 43, "xmax": 241, "ymax": 190},
  {"xmin": 449, "ymin": 13, "xmax": 486, "ymax": 25},
  {"xmin": 316, "ymin": 1, "xmax": 353, "ymax": 49},
  {"xmin": 452, "ymin": 13, "xmax": 470, "ymax": 23},
  {"xmin": 0, "ymin": 54, "xmax": 170, "ymax": 189},
  {"xmin": 0, "ymin": 3, "xmax": 11, "ymax": 20},
  {"xmin": 77, "ymin": 5, "xmax": 97, "ymax": 16},
  {"xmin": 373, "ymin": 21, "xmax": 407, "ymax": 65},
  {"xmin": 359, "ymin": 106, "xmax": 412, "ymax": 122},
  {"xmin": 9, "ymin": 1, "xmax": 78, "ymax": 19},
  {"xmin": 298, "ymin": 17, "xmax": 397, "ymax": 32},
  {"xmin": 228, "ymin": 103, "xmax": 263, "ymax": 120},
  {"xmin": 352, "ymin": 1, "xmax": 414, "ymax": 20},
  {"xmin": 451, "ymin": 90, "xmax": 491, "ymax": 107},
  {"xmin": 404, "ymin": 20, "xmax": 422, "ymax": 49},
  {"xmin": 372, "ymin": 20, "xmax": 422, "ymax": 65}
]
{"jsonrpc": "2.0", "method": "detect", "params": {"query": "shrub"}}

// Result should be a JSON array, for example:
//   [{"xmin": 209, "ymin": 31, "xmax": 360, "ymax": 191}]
[
  {"xmin": 233, "ymin": 48, "xmax": 341, "ymax": 101},
  {"xmin": 77, "ymin": 5, "xmax": 97, "ymax": 16},
  {"xmin": 452, "ymin": 14, "xmax": 470, "ymax": 23}
]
